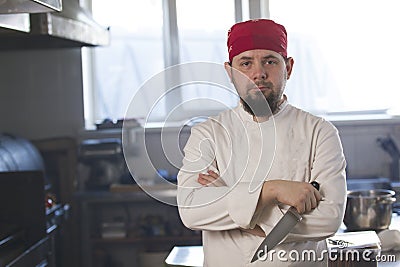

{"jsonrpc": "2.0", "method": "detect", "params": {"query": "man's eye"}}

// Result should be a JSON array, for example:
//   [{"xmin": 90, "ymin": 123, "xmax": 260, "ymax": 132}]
[
  {"xmin": 266, "ymin": 60, "xmax": 277, "ymax": 65},
  {"xmin": 241, "ymin": 61, "xmax": 251, "ymax": 67}
]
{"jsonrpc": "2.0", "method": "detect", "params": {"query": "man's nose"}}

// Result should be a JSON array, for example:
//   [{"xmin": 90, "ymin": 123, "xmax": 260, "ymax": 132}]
[{"xmin": 252, "ymin": 63, "xmax": 267, "ymax": 80}]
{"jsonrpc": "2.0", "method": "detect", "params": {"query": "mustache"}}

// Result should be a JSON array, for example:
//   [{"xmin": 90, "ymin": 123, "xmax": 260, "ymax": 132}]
[{"xmin": 246, "ymin": 81, "xmax": 274, "ymax": 90}]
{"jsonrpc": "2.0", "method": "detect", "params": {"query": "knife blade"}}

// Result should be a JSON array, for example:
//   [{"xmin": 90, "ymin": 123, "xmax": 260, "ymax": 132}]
[{"xmin": 250, "ymin": 181, "xmax": 320, "ymax": 263}]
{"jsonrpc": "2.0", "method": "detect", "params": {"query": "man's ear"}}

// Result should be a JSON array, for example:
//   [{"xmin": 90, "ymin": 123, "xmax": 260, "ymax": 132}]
[
  {"xmin": 286, "ymin": 57, "xmax": 294, "ymax": 80},
  {"xmin": 224, "ymin": 62, "xmax": 233, "ymax": 82}
]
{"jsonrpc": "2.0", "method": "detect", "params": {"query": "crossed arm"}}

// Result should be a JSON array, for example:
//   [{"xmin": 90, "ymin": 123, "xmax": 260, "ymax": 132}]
[
  {"xmin": 178, "ymin": 120, "xmax": 346, "ymax": 241},
  {"xmin": 198, "ymin": 169, "xmax": 322, "ymax": 237}
]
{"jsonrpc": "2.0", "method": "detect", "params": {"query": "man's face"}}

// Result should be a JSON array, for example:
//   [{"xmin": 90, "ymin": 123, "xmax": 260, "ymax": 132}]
[{"xmin": 225, "ymin": 49, "xmax": 294, "ymax": 116}]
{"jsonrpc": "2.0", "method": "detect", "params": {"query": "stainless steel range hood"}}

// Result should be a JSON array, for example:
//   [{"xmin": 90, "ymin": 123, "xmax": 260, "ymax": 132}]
[
  {"xmin": 0, "ymin": 0, "xmax": 109, "ymax": 49},
  {"xmin": 0, "ymin": 0, "xmax": 62, "ymax": 14}
]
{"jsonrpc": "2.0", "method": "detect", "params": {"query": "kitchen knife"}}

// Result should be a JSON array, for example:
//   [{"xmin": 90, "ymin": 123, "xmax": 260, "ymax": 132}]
[{"xmin": 250, "ymin": 181, "xmax": 320, "ymax": 263}]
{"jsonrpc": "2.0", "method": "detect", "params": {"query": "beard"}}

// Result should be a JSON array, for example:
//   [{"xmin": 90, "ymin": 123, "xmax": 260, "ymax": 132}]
[
  {"xmin": 229, "ymin": 66, "xmax": 287, "ymax": 117},
  {"xmin": 240, "ymin": 83, "xmax": 283, "ymax": 117}
]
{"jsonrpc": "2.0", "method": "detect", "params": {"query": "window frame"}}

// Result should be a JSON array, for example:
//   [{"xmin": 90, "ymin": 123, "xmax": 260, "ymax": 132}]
[
  {"xmin": 83, "ymin": 0, "xmax": 398, "ymax": 129},
  {"xmin": 84, "ymin": 0, "xmax": 267, "ymax": 128}
]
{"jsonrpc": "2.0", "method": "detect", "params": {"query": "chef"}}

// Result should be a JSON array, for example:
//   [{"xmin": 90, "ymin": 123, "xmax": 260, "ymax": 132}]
[{"xmin": 177, "ymin": 19, "xmax": 347, "ymax": 266}]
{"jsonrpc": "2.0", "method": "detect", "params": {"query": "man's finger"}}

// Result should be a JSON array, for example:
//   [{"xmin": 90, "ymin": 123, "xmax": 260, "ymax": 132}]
[
  {"xmin": 198, "ymin": 173, "xmax": 226, "ymax": 187},
  {"xmin": 198, "ymin": 173, "xmax": 218, "ymax": 186},
  {"xmin": 199, "ymin": 173, "xmax": 214, "ymax": 182},
  {"xmin": 310, "ymin": 195, "xmax": 317, "ymax": 209},
  {"xmin": 197, "ymin": 176, "xmax": 209, "ymax": 186},
  {"xmin": 207, "ymin": 170, "xmax": 219, "ymax": 179},
  {"xmin": 305, "ymin": 198, "xmax": 312, "ymax": 212}
]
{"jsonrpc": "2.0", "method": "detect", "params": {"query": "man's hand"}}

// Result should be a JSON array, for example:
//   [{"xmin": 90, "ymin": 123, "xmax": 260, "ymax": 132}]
[
  {"xmin": 197, "ymin": 170, "xmax": 227, "ymax": 187},
  {"xmin": 198, "ymin": 171, "xmax": 265, "ymax": 237},
  {"xmin": 259, "ymin": 180, "xmax": 322, "ymax": 214}
]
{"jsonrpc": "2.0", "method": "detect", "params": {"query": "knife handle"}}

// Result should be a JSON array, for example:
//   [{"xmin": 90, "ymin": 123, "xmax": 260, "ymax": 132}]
[
  {"xmin": 288, "ymin": 182, "xmax": 320, "ymax": 218},
  {"xmin": 310, "ymin": 181, "xmax": 320, "ymax": 191}
]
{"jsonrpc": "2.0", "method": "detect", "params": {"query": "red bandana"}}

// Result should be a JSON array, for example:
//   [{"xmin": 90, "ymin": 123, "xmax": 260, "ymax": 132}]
[{"xmin": 227, "ymin": 19, "xmax": 287, "ymax": 62}]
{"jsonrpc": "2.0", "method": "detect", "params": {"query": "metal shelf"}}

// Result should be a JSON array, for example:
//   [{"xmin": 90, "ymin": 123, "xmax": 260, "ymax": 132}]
[{"xmin": 78, "ymin": 188, "xmax": 200, "ymax": 267}]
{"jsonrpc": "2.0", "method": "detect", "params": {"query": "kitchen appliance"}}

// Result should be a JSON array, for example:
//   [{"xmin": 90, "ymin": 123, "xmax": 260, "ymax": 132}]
[
  {"xmin": 0, "ymin": 0, "xmax": 62, "ymax": 14},
  {"xmin": 79, "ymin": 138, "xmax": 130, "ymax": 190},
  {"xmin": 0, "ymin": 133, "xmax": 44, "ymax": 172},
  {"xmin": 0, "ymin": 171, "xmax": 49, "ymax": 266},
  {"xmin": 0, "ymin": 133, "xmax": 70, "ymax": 266},
  {"xmin": 251, "ymin": 182, "xmax": 320, "ymax": 263},
  {"xmin": 344, "ymin": 189, "xmax": 396, "ymax": 231},
  {"xmin": 0, "ymin": 171, "xmax": 46, "ymax": 246},
  {"xmin": 0, "ymin": 0, "xmax": 109, "ymax": 49}
]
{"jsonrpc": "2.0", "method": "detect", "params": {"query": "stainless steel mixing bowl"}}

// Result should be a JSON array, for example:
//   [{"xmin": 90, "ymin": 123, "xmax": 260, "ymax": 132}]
[{"xmin": 344, "ymin": 189, "xmax": 396, "ymax": 231}]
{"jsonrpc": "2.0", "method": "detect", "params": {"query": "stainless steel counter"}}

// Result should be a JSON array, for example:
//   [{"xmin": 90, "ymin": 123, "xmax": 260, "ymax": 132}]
[
  {"xmin": 165, "ymin": 214, "xmax": 400, "ymax": 267},
  {"xmin": 379, "ymin": 214, "xmax": 400, "ymax": 267}
]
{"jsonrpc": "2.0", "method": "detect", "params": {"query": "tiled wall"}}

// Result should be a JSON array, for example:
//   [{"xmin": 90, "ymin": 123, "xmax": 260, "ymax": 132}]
[
  {"xmin": 335, "ymin": 121, "xmax": 400, "ymax": 181},
  {"xmin": 125, "ymin": 120, "xmax": 400, "ymax": 182}
]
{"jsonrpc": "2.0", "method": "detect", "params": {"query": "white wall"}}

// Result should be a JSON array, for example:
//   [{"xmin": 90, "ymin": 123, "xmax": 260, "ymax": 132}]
[{"xmin": 0, "ymin": 48, "xmax": 85, "ymax": 140}]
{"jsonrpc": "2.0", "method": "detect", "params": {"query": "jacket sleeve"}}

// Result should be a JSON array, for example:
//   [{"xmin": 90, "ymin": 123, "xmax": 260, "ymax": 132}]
[
  {"xmin": 283, "ymin": 121, "xmax": 347, "ymax": 242},
  {"xmin": 177, "ymin": 123, "xmax": 262, "ymax": 231}
]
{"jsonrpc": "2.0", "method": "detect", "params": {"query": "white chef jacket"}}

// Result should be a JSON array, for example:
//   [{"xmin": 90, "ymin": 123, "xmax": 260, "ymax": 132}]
[{"xmin": 177, "ymin": 99, "xmax": 347, "ymax": 266}]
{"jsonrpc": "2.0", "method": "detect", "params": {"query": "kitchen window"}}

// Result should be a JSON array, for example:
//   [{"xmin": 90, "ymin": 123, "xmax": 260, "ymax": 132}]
[
  {"xmin": 176, "ymin": 0, "xmax": 238, "ymax": 115},
  {"xmin": 87, "ymin": 0, "xmax": 237, "ymax": 126},
  {"xmin": 269, "ymin": 0, "xmax": 400, "ymax": 117},
  {"xmin": 85, "ymin": 0, "xmax": 400, "ymax": 128},
  {"xmin": 86, "ymin": 0, "xmax": 165, "ymax": 125}
]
